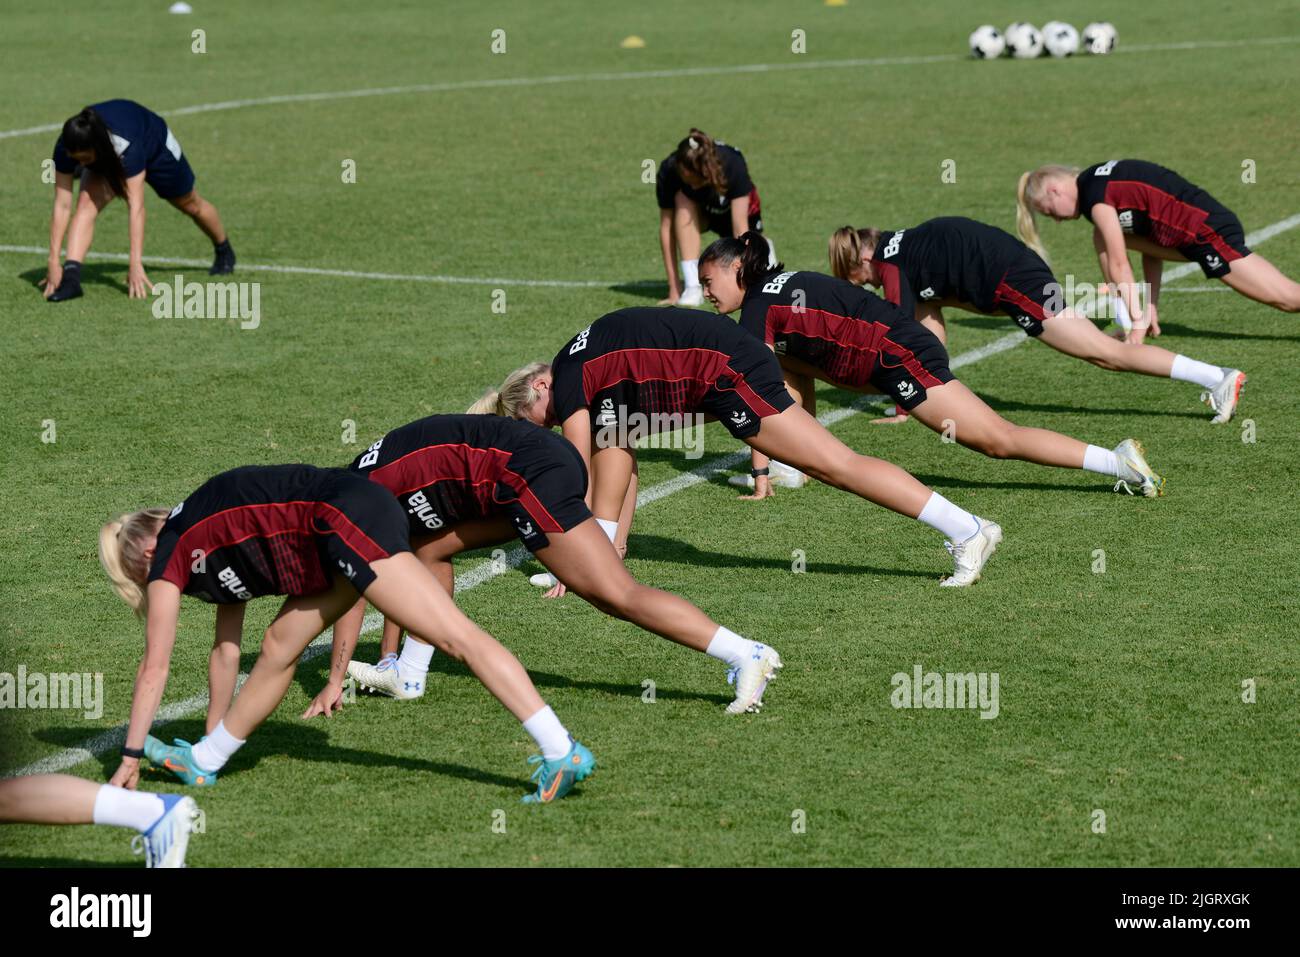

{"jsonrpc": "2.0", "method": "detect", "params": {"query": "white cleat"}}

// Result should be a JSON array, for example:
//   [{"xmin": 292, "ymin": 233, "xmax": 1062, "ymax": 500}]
[
  {"xmin": 940, "ymin": 518, "xmax": 1002, "ymax": 587},
  {"xmin": 529, "ymin": 572, "xmax": 558, "ymax": 588},
  {"xmin": 346, "ymin": 654, "xmax": 426, "ymax": 699},
  {"xmin": 727, "ymin": 460, "xmax": 808, "ymax": 489},
  {"xmin": 1203, "ymin": 369, "xmax": 1246, "ymax": 424},
  {"xmin": 725, "ymin": 644, "xmax": 783, "ymax": 714},
  {"xmin": 676, "ymin": 285, "xmax": 705, "ymax": 307},
  {"xmin": 133, "ymin": 795, "xmax": 200, "ymax": 868},
  {"xmin": 1112, "ymin": 439, "xmax": 1165, "ymax": 498}
]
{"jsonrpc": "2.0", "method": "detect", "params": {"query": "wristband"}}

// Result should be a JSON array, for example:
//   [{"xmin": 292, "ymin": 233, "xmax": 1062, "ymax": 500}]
[
  {"xmin": 751, "ymin": 467, "xmax": 770, "ymax": 478},
  {"xmin": 120, "ymin": 746, "xmax": 145, "ymax": 760}
]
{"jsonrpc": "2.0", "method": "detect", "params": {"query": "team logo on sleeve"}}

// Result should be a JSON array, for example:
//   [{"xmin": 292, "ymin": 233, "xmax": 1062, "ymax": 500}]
[
  {"xmin": 1204, "ymin": 254, "xmax": 1222, "ymax": 271},
  {"xmin": 1118, "ymin": 210, "xmax": 1134, "ymax": 232},
  {"xmin": 568, "ymin": 326, "xmax": 592, "ymax": 355},
  {"xmin": 169, "ymin": 501, "xmax": 184, "ymax": 519},
  {"xmin": 895, "ymin": 380, "xmax": 917, "ymax": 401},
  {"xmin": 761, "ymin": 271, "xmax": 796, "ymax": 294},
  {"xmin": 405, "ymin": 490, "xmax": 445, "ymax": 530},
  {"xmin": 919, "ymin": 287, "xmax": 937, "ymax": 300},
  {"xmin": 513, "ymin": 516, "xmax": 537, "ymax": 539},
  {"xmin": 596, "ymin": 397, "xmax": 618, "ymax": 426},
  {"xmin": 730, "ymin": 410, "xmax": 751, "ymax": 428}
]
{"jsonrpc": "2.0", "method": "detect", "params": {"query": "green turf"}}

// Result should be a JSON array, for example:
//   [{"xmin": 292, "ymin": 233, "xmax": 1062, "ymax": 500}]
[{"xmin": 1, "ymin": 0, "xmax": 1298, "ymax": 867}]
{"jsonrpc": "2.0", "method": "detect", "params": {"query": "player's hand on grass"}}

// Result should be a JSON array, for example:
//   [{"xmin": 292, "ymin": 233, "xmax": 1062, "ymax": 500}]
[
  {"xmin": 110, "ymin": 757, "xmax": 141, "ymax": 790},
  {"xmin": 127, "ymin": 265, "xmax": 154, "ymax": 299},
  {"xmin": 738, "ymin": 475, "xmax": 774, "ymax": 501},
  {"xmin": 302, "ymin": 681, "xmax": 346, "ymax": 719},
  {"xmin": 40, "ymin": 265, "xmax": 62, "ymax": 299},
  {"xmin": 870, "ymin": 411, "xmax": 911, "ymax": 425},
  {"xmin": 1146, "ymin": 303, "xmax": 1161, "ymax": 337},
  {"xmin": 542, "ymin": 581, "xmax": 568, "ymax": 599}
]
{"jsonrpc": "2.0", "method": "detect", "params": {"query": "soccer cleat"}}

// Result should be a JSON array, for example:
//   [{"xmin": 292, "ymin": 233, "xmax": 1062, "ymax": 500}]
[
  {"xmin": 1112, "ymin": 439, "xmax": 1165, "ymax": 497},
  {"xmin": 144, "ymin": 736, "xmax": 218, "ymax": 787},
  {"xmin": 676, "ymin": 285, "xmax": 705, "ymax": 307},
  {"xmin": 940, "ymin": 518, "xmax": 1002, "ymax": 587},
  {"xmin": 1203, "ymin": 369, "xmax": 1246, "ymax": 424},
  {"xmin": 346, "ymin": 654, "xmax": 425, "ymax": 699},
  {"xmin": 132, "ymin": 794, "xmax": 200, "ymax": 868},
  {"xmin": 727, "ymin": 460, "xmax": 808, "ymax": 489},
  {"xmin": 209, "ymin": 242, "xmax": 236, "ymax": 275},
  {"xmin": 521, "ymin": 741, "xmax": 595, "ymax": 804},
  {"xmin": 724, "ymin": 643, "xmax": 783, "ymax": 714},
  {"xmin": 47, "ymin": 275, "xmax": 83, "ymax": 302}
]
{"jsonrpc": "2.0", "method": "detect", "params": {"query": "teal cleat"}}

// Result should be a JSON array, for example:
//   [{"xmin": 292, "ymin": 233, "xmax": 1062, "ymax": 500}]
[
  {"xmin": 521, "ymin": 741, "xmax": 595, "ymax": 804},
  {"xmin": 144, "ymin": 735, "xmax": 218, "ymax": 787}
]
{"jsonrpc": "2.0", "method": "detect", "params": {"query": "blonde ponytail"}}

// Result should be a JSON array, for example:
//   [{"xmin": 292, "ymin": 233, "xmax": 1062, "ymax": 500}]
[
  {"xmin": 1016, "ymin": 164, "xmax": 1081, "ymax": 265},
  {"xmin": 828, "ymin": 225, "xmax": 881, "ymax": 281},
  {"xmin": 99, "ymin": 508, "xmax": 169, "ymax": 616},
  {"xmin": 467, "ymin": 361, "xmax": 551, "ymax": 419}
]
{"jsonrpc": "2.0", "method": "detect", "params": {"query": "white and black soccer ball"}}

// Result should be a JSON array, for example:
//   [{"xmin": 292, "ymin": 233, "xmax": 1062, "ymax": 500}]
[
  {"xmin": 969, "ymin": 25, "xmax": 1006, "ymax": 59},
  {"xmin": 1005, "ymin": 22, "xmax": 1044, "ymax": 59},
  {"xmin": 1081, "ymin": 22, "xmax": 1118, "ymax": 55},
  {"xmin": 1043, "ymin": 21, "xmax": 1079, "ymax": 57}
]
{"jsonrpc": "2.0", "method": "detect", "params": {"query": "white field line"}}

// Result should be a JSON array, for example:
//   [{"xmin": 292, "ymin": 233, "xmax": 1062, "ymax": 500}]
[
  {"xmin": 1, "ymin": 35, "xmax": 1297, "ymax": 141},
  {"xmin": 5, "ymin": 211, "xmax": 1298, "ymax": 779},
  {"xmin": 0, "ymin": 245, "xmax": 649, "ymax": 289}
]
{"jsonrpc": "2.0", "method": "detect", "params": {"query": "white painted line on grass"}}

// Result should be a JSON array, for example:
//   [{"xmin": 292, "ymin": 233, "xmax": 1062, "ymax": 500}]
[
  {"xmin": 1, "ymin": 36, "xmax": 1296, "ymax": 141},
  {"xmin": 6, "ymin": 211, "xmax": 1298, "ymax": 779}
]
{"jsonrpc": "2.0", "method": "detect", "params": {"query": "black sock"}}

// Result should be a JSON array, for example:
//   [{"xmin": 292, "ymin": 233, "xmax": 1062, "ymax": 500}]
[
  {"xmin": 214, "ymin": 239, "xmax": 231, "ymax": 254},
  {"xmin": 63, "ymin": 260, "xmax": 82, "ymax": 280}
]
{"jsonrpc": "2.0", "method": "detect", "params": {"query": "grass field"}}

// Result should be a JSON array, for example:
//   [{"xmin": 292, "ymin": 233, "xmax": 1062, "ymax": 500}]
[{"xmin": 1, "ymin": 0, "xmax": 1298, "ymax": 867}]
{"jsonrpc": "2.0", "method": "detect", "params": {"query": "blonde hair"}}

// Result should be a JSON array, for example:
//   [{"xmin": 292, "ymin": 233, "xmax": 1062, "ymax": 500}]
[
  {"xmin": 1016, "ymin": 164, "xmax": 1080, "ymax": 263},
  {"xmin": 828, "ymin": 225, "xmax": 881, "ymax": 281},
  {"xmin": 467, "ymin": 361, "xmax": 551, "ymax": 418},
  {"xmin": 98, "ymin": 508, "xmax": 169, "ymax": 615}
]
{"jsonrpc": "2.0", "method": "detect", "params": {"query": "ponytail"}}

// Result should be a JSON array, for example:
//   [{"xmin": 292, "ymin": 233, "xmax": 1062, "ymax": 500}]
[
  {"xmin": 699, "ymin": 230, "xmax": 784, "ymax": 291},
  {"xmin": 1016, "ymin": 164, "xmax": 1081, "ymax": 265},
  {"xmin": 675, "ymin": 128, "xmax": 728, "ymax": 196},
  {"xmin": 467, "ymin": 361, "xmax": 551, "ymax": 419},
  {"xmin": 99, "ymin": 508, "xmax": 169, "ymax": 616},
  {"xmin": 61, "ymin": 107, "xmax": 128, "ymax": 198},
  {"xmin": 828, "ymin": 225, "xmax": 881, "ymax": 281}
]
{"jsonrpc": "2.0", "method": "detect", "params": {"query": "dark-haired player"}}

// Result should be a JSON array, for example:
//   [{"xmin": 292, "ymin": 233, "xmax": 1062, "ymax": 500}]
[
  {"xmin": 699, "ymin": 233, "xmax": 1166, "ymax": 500},
  {"xmin": 1018, "ymin": 160, "xmax": 1300, "ymax": 344},
  {"xmin": 42, "ymin": 100, "xmax": 234, "ymax": 302},
  {"xmin": 338, "ymin": 414, "xmax": 784, "ymax": 716},
  {"xmin": 477, "ymin": 308, "xmax": 1004, "ymax": 588},
  {"xmin": 656, "ymin": 129, "xmax": 766, "ymax": 307},
  {"xmin": 98, "ymin": 464, "xmax": 594, "ymax": 804},
  {"xmin": 829, "ymin": 217, "xmax": 1246, "ymax": 425}
]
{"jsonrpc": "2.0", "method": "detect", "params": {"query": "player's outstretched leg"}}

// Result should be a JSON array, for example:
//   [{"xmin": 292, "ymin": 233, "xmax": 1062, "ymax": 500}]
[
  {"xmin": 1039, "ymin": 309, "xmax": 1248, "ymax": 424},
  {"xmin": 535, "ymin": 518, "xmax": 782, "ymax": 714},
  {"xmin": 745, "ymin": 403, "xmax": 1003, "ymax": 586},
  {"xmin": 0, "ymin": 774, "xmax": 200, "ymax": 868}
]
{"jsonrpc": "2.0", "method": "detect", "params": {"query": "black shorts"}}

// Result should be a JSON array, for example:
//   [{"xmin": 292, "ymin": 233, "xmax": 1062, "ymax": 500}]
[
  {"xmin": 315, "ymin": 472, "xmax": 411, "ymax": 594},
  {"xmin": 499, "ymin": 432, "xmax": 592, "ymax": 553},
  {"xmin": 706, "ymin": 187, "xmax": 764, "ymax": 238},
  {"xmin": 1183, "ymin": 206, "xmax": 1251, "ymax": 279},
  {"xmin": 872, "ymin": 321, "xmax": 954, "ymax": 411},
  {"xmin": 992, "ymin": 250, "xmax": 1058, "ymax": 337}
]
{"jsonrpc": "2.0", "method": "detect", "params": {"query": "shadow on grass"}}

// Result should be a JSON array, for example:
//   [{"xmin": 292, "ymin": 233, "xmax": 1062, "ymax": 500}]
[
  {"xmin": 973, "ymin": 392, "xmax": 1206, "ymax": 420},
  {"xmin": 607, "ymin": 281, "xmax": 667, "ymax": 300},
  {"xmin": 1151, "ymin": 321, "xmax": 1300, "ymax": 343},
  {"xmin": 624, "ymin": 533, "xmax": 938, "ymax": 579},
  {"xmin": 19, "ymin": 263, "xmax": 127, "ymax": 296}
]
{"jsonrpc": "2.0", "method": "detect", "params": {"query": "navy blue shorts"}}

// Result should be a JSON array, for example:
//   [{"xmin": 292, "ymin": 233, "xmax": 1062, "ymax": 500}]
[{"xmin": 144, "ymin": 129, "xmax": 196, "ymax": 199}]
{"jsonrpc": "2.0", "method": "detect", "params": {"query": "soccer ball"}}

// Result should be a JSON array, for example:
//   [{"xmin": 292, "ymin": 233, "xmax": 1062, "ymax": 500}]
[
  {"xmin": 1042, "ymin": 21, "xmax": 1079, "ymax": 57},
  {"xmin": 1081, "ymin": 22, "xmax": 1118, "ymax": 55},
  {"xmin": 969, "ymin": 25, "xmax": 1006, "ymax": 59},
  {"xmin": 1005, "ymin": 22, "xmax": 1044, "ymax": 59}
]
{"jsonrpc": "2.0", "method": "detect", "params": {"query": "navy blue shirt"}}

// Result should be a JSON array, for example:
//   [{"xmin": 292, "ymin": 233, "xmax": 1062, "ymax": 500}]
[{"xmin": 53, "ymin": 99, "xmax": 173, "ymax": 178}]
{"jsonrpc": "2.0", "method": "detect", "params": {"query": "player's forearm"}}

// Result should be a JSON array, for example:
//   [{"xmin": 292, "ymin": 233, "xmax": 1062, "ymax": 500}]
[
  {"xmin": 730, "ymin": 197, "xmax": 750, "ymax": 238},
  {"xmin": 1142, "ymin": 255, "xmax": 1163, "ymax": 306},
  {"xmin": 124, "ymin": 663, "xmax": 169, "ymax": 750},
  {"xmin": 47, "ymin": 203, "xmax": 71, "ymax": 265},
  {"xmin": 127, "ymin": 204, "xmax": 146, "ymax": 266},
  {"xmin": 660, "ymin": 226, "xmax": 679, "ymax": 291}
]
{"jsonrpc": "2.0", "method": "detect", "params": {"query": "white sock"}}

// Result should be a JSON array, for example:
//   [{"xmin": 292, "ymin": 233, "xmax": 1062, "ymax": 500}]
[
  {"xmin": 1082, "ymin": 444, "xmax": 1121, "ymax": 478},
  {"xmin": 1112, "ymin": 295, "xmax": 1132, "ymax": 331},
  {"xmin": 522, "ymin": 705, "xmax": 571, "ymax": 761},
  {"xmin": 681, "ymin": 259, "xmax": 700, "ymax": 288},
  {"xmin": 705, "ymin": 625, "xmax": 756, "ymax": 669},
  {"xmin": 92, "ymin": 784, "xmax": 166, "ymax": 832},
  {"xmin": 190, "ymin": 720, "xmax": 245, "ymax": 773},
  {"xmin": 595, "ymin": 518, "xmax": 618, "ymax": 543},
  {"xmin": 399, "ymin": 636, "xmax": 435, "ymax": 677},
  {"xmin": 1170, "ymin": 355, "xmax": 1224, "ymax": 389},
  {"xmin": 916, "ymin": 492, "xmax": 980, "ymax": 543}
]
